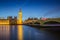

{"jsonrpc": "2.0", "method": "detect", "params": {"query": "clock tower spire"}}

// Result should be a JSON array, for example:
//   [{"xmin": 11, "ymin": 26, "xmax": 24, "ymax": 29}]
[{"xmin": 18, "ymin": 8, "xmax": 22, "ymax": 24}]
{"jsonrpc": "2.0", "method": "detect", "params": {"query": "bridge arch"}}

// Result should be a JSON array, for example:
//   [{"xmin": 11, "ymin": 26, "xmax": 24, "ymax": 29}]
[{"xmin": 44, "ymin": 21, "xmax": 60, "ymax": 24}]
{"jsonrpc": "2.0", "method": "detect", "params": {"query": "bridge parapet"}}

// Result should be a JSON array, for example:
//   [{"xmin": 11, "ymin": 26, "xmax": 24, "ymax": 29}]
[{"xmin": 39, "ymin": 18, "xmax": 60, "ymax": 25}]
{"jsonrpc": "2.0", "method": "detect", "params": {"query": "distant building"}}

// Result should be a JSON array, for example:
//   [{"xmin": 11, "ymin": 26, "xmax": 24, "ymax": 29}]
[{"xmin": 0, "ymin": 9, "xmax": 22, "ymax": 25}]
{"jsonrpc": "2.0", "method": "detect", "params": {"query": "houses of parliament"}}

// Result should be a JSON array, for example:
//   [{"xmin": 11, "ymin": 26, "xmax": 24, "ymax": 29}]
[{"xmin": 0, "ymin": 9, "xmax": 22, "ymax": 25}]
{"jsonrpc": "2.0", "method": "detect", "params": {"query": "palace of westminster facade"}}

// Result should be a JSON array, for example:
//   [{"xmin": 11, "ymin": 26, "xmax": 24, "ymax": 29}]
[{"xmin": 0, "ymin": 9, "xmax": 22, "ymax": 25}]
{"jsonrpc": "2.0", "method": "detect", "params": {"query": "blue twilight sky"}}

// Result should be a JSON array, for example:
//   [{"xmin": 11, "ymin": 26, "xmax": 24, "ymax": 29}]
[{"xmin": 0, "ymin": 0, "xmax": 60, "ymax": 20}]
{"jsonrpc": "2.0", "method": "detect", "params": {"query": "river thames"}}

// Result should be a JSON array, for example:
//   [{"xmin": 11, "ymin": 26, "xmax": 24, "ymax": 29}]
[{"xmin": 0, "ymin": 25, "xmax": 60, "ymax": 40}]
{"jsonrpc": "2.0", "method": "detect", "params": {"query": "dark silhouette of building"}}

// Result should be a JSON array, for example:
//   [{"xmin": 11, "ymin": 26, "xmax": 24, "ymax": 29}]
[{"xmin": 7, "ymin": 16, "xmax": 17, "ymax": 25}]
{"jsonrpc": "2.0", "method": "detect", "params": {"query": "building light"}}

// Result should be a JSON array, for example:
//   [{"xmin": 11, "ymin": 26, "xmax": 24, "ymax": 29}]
[{"xmin": 41, "ymin": 18, "xmax": 47, "ymax": 21}]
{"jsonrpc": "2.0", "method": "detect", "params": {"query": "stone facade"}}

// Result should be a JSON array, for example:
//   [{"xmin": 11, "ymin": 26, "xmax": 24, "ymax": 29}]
[{"xmin": 0, "ymin": 16, "xmax": 17, "ymax": 25}]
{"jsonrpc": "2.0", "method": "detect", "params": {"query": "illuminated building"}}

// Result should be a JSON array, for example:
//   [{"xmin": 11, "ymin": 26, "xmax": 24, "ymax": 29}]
[
  {"xmin": 17, "ymin": 9, "xmax": 22, "ymax": 24},
  {"xmin": 0, "ymin": 9, "xmax": 22, "ymax": 25}
]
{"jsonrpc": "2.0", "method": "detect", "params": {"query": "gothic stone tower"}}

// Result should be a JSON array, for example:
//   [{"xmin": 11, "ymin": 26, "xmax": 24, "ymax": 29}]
[{"xmin": 18, "ymin": 9, "xmax": 22, "ymax": 24}]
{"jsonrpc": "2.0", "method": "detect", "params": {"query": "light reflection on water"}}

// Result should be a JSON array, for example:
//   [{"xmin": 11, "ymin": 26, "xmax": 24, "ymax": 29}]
[
  {"xmin": 0, "ymin": 25, "xmax": 10, "ymax": 40},
  {"xmin": 0, "ymin": 25, "xmax": 60, "ymax": 40}
]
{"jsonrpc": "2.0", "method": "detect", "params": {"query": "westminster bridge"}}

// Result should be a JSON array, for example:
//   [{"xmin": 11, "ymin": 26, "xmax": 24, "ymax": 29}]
[{"xmin": 23, "ymin": 18, "xmax": 60, "ymax": 25}]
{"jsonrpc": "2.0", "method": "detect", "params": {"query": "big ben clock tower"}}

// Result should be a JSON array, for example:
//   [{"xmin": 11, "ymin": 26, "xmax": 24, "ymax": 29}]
[{"xmin": 18, "ymin": 9, "xmax": 22, "ymax": 24}]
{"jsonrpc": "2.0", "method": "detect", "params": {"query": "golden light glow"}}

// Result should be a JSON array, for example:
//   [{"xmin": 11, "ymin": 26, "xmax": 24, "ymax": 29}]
[
  {"xmin": 18, "ymin": 25, "xmax": 23, "ymax": 40},
  {"xmin": 0, "ymin": 20, "xmax": 9, "ymax": 24},
  {"xmin": 18, "ymin": 9, "xmax": 23, "ymax": 24},
  {"xmin": 17, "ymin": 9, "xmax": 23, "ymax": 40}
]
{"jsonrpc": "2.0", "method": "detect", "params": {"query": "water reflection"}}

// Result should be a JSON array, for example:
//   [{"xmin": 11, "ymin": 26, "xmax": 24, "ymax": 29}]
[
  {"xmin": 0, "ymin": 25, "xmax": 10, "ymax": 40},
  {"xmin": 10, "ymin": 25, "xmax": 17, "ymax": 40},
  {"xmin": 0, "ymin": 25, "xmax": 60, "ymax": 40},
  {"xmin": 17, "ymin": 25, "xmax": 23, "ymax": 40}
]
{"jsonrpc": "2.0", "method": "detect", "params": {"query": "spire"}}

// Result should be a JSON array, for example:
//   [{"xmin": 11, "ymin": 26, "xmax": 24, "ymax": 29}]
[{"xmin": 18, "ymin": 8, "xmax": 22, "ymax": 24}]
